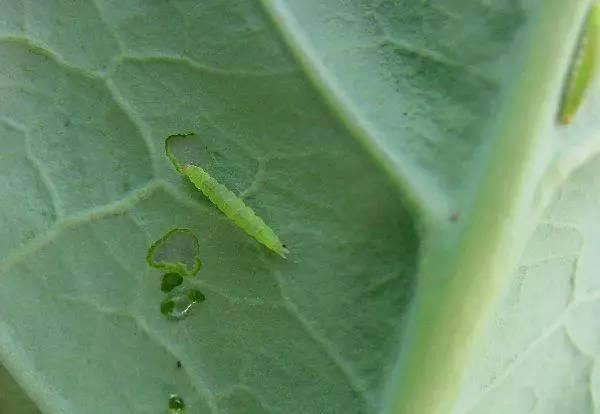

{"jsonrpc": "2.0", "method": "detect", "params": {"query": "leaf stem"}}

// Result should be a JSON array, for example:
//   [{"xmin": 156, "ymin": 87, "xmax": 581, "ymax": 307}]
[{"xmin": 383, "ymin": 3, "xmax": 585, "ymax": 413}]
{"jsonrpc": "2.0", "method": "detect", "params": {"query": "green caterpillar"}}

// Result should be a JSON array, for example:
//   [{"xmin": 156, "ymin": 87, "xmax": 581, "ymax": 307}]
[
  {"xmin": 559, "ymin": 4, "xmax": 599, "ymax": 124},
  {"xmin": 181, "ymin": 164, "xmax": 289, "ymax": 258},
  {"xmin": 166, "ymin": 134, "xmax": 289, "ymax": 258}
]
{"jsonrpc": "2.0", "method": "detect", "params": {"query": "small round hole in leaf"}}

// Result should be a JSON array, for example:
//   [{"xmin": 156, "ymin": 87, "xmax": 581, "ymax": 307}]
[
  {"xmin": 146, "ymin": 228, "xmax": 202, "ymax": 277},
  {"xmin": 161, "ymin": 272, "xmax": 184, "ymax": 293},
  {"xmin": 168, "ymin": 394, "xmax": 185, "ymax": 412}
]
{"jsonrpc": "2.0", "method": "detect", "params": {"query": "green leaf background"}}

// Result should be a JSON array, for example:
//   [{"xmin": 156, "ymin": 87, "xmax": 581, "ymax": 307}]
[{"xmin": 0, "ymin": 1, "xmax": 598, "ymax": 413}]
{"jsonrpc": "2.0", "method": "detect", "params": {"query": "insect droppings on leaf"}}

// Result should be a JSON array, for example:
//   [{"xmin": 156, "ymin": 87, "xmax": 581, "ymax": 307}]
[{"xmin": 450, "ymin": 211, "xmax": 460, "ymax": 222}]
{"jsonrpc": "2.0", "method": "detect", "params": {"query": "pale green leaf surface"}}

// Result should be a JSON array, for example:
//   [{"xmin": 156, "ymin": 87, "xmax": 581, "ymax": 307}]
[
  {"xmin": 453, "ymin": 60, "xmax": 600, "ymax": 414},
  {"xmin": 267, "ymin": 0, "xmax": 530, "ymax": 213},
  {"xmin": 455, "ymin": 151, "xmax": 600, "ymax": 414},
  {"xmin": 0, "ymin": 1, "xmax": 598, "ymax": 414}
]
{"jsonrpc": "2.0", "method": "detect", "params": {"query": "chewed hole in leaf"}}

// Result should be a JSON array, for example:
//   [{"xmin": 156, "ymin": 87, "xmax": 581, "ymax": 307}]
[
  {"xmin": 165, "ymin": 132, "xmax": 203, "ymax": 173},
  {"xmin": 161, "ymin": 272, "xmax": 184, "ymax": 293},
  {"xmin": 168, "ymin": 394, "xmax": 185, "ymax": 412},
  {"xmin": 187, "ymin": 288, "xmax": 206, "ymax": 303},
  {"xmin": 147, "ymin": 228, "xmax": 201, "ymax": 277},
  {"xmin": 160, "ymin": 288, "xmax": 206, "ymax": 320},
  {"xmin": 160, "ymin": 299, "xmax": 176, "ymax": 316}
]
